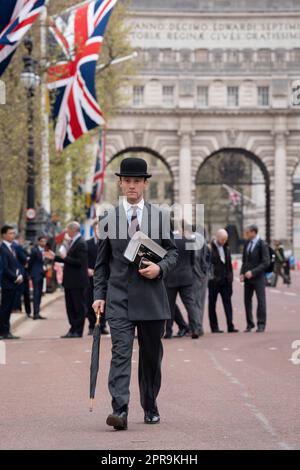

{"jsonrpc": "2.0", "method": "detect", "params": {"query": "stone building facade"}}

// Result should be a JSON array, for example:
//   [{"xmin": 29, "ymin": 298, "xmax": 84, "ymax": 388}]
[{"xmin": 103, "ymin": 0, "xmax": 300, "ymax": 254}]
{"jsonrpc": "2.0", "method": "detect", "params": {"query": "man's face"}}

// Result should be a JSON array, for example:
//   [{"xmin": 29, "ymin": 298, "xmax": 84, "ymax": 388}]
[
  {"xmin": 39, "ymin": 238, "xmax": 47, "ymax": 248},
  {"xmin": 119, "ymin": 177, "xmax": 147, "ymax": 203},
  {"xmin": 66, "ymin": 228, "xmax": 78, "ymax": 239},
  {"xmin": 216, "ymin": 234, "xmax": 228, "ymax": 246},
  {"xmin": 3, "ymin": 229, "xmax": 15, "ymax": 243},
  {"xmin": 245, "ymin": 230, "xmax": 256, "ymax": 241}
]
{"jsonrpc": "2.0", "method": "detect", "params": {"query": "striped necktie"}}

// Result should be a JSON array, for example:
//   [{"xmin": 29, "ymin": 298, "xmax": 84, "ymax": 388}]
[{"xmin": 128, "ymin": 205, "xmax": 140, "ymax": 238}]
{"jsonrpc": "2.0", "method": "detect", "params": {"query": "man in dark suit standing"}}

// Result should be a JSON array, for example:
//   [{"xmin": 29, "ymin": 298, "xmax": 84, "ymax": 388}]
[
  {"xmin": 12, "ymin": 234, "xmax": 31, "ymax": 317},
  {"xmin": 49, "ymin": 222, "xmax": 89, "ymax": 338},
  {"xmin": 164, "ymin": 223, "xmax": 200, "ymax": 339},
  {"xmin": 86, "ymin": 221, "xmax": 108, "ymax": 336},
  {"xmin": 93, "ymin": 157, "xmax": 178, "ymax": 430},
  {"xmin": 208, "ymin": 229, "xmax": 239, "ymax": 334},
  {"xmin": 240, "ymin": 225, "xmax": 270, "ymax": 333},
  {"xmin": 28, "ymin": 235, "xmax": 49, "ymax": 320},
  {"xmin": 0, "ymin": 225, "xmax": 23, "ymax": 340}
]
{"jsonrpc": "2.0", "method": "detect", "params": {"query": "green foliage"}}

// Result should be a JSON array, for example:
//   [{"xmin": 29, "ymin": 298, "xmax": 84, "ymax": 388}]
[{"xmin": 0, "ymin": 0, "xmax": 135, "ymax": 228}]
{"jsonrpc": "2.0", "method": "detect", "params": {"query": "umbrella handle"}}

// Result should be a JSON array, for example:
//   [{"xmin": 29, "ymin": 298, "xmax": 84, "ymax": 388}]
[{"xmin": 96, "ymin": 306, "xmax": 101, "ymax": 327}]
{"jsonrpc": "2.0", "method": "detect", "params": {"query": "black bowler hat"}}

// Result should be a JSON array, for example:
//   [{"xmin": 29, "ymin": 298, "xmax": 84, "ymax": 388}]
[{"xmin": 115, "ymin": 157, "xmax": 152, "ymax": 178}]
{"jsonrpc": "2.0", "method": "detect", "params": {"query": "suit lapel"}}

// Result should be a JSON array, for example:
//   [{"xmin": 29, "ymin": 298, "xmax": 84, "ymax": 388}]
[{"xmin": 3, "ymin": 243, "xmax": 15, "ymax": 261}]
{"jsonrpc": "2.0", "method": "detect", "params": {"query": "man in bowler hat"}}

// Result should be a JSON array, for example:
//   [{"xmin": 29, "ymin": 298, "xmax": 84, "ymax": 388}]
[{"xmin": 93, "ymin": 157, "xmax": 178, "ymax": 430}]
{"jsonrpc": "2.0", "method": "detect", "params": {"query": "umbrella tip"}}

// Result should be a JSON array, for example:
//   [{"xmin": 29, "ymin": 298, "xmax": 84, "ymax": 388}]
[{"xmin": 89, "ymin": 398, "xmax": 94, "ymax": 412}]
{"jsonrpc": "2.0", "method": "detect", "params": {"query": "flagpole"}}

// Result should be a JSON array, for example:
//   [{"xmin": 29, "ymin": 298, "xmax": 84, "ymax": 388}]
[
  {"xmin": 96, "ymin": 51, "xmax": 138, "ymax": 71},
  {"xmin": 40, "ymin": 5, "xmax": 51, "ymax": 215}
]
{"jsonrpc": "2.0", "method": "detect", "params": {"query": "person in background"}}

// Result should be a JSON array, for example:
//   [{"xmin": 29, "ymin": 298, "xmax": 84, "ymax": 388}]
[
  {"xmin": 208, "ymin": 229, "xmax": 238, "ymax": 334},
  {"xmin": 0, "ymin": 225, "xmax": 23, "ymax": 340},
  {"xmin": 48, "ymin": 222, "xmax": 89, "ymax": 338},
  {"xmin": 12, "ymin": 233, "xmax": 31, "ymax": 317},
  {"xmin": 164, "ymin": 221, "xmax": 201, "ymax": 339},
  {"xmin": 192, "ymin": 230, "xmax": 211, "ymax": 336},
  {"xmin": 240, "ymin": 224, "xmax": 270, "ymax": 333},
  {"xmin": 28, "ymin": 235, "xmax": 50, "ymax": 320},
  {"xmin": 86, "ymin": 220, "xmax": 108, "ymax": 336}
]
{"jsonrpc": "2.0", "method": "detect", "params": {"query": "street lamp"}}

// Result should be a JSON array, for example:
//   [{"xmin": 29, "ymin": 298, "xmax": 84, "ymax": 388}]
[{"xmin": 20, "ymin": 37, "xmax": 40, "ymax": 242}]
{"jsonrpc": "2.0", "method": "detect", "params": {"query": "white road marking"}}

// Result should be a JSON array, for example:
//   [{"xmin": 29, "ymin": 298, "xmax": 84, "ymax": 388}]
[
  {"xmin": 235, "ymin": 359, "xmax": 244, "ymax": 362},
  {"xmin": 205, "ymin": 349, "xmax": 294, "ymax": 450},
  {"xmin": 85, "ymin": 350, "xmax": 91, "ymax": 353},
  {"xmin": 177, "ymin": 348, "xmax": 184, "ymax": 352},
  {"xmin": 183, "ymin": 359, "xmax": 191, "ymax": 363},
  {"xmin": 222, "ymin": 348, "xmax": 230, "ymax": 351},
  {"xmin": 284, "ymin": 292, "xmax": 297, "ymax": 297},
  {"xmin": 269, "ymin": 347, "xmax": 278, "ymax": 351},
  {"xmin": 38, "ymin": 350, "xmax": 46, "ymax": 354},
  {"xmin": 74, "ymin": 360, "xmax": 82, "ymax": 364},
  {"xmin": 271, "ymin": 290, "xmax": 281, "ymax": 294},
  {"xmin": 21, "ymin": 361, "xmax": 30, "ymax": 365}
]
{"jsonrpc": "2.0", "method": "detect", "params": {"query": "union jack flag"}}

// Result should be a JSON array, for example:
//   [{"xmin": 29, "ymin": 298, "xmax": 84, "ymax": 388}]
[
  {"xmin": 0, "ymin": 0, "xmax": 46, "ymax": 77},
  {"xmin": 47, "ymin": 0, "xmax": 117, "ymax": 151},
  {"xmin": 91, "ymin": 128, "xmax": 106, "ymax": 203}
]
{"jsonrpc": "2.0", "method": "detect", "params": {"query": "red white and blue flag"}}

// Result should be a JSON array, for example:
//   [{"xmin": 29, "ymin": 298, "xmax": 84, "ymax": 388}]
[
  {"xmin": 0, "ymin": 0, "xmax": 46, "ymax": 77},
  {"xmin": 91, "ymin": 128, "xmax": 106, "ymax": 203},
  {"xmin": 47, "ymin": 0, "xmax": 117, "ymax": 151}
]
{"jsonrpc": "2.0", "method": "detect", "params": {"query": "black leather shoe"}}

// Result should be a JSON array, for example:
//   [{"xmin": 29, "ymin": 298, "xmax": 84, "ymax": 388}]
[
  {"xmin": 164, "ymin": 333, "xmax": 172, "ymax": 339},
  {"xmin": 191, "ymin": 332, "xmax": 200, "ymax": 339},
  {"xmin": 100, "ymin": 327, "xmax": 109, "ymax": 335},
  {"xmin": 177, "ymin": 327, "xmax": 189, "ymax": 338},
  {"xmin": 256, "ymin": 326, "xmax": 265, "ymax": 333},
  {"xmin": 3, "ymin": 332, "xmax": 20, "ymax": 340},
  {"xmin": 244, "ymin": 325, "xmax": 255, "ymax": 333},
  {"xmin": 106, "ymin": 411, "xmax": 128, "ymax": 430},
  {"xmin": 212, "ymin": 329, "xmax": 224, "ymax": 333},
  {"xmin": 144, "ymin": 411, "xmax": 160, "ymax": 424},
  {"xmin": 228, "ymin": 328, "xmax": 239, "ymax": 333},
  {"xmin": 61, "ymin": 332, "xmax": 82, "ymax": 338},
  {"xmin": 33, "ymin": 315, "xmax": 47, "ymax": 320}
]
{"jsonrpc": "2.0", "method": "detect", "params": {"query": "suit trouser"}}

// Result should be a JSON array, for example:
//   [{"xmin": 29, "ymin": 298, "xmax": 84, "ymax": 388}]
[
  {"xmin": 32, "ymin": 277, "xmax": 44, "ymax": 317},
  {"xmin": 208, "ymin": 279, "xmax": 234, "ymax": 332},
  {"xmin": 64, "ymin": 288, "xmax": 86, "ymax": 335},
  {"xmin": 174, "ymin": 304, "xmax": 188, "ymax": 330},
  {"xmin": 14, "ymin": 275, "xmax": 31, "ymax": 315},
  {"xmin": 193, "ymin": 276, "xmax": 208, "ymax": 332},
  {"xmin": 244, "ymin": 278, "xmax": 267, "ymax": 328},
  {"xmin": 108, "ymin": 316, "xmax": 165, "ymax": 414},
  {"xmin": 86, "ymin": 278, "xmax": 106, "ymax": 330},
  {"xmin": 166, "ymin": 285, "xmax": 200, "ymax": 336},
  {"xmin": 0, "ymin": 287, "xmax": 17, "ymax": 335}
]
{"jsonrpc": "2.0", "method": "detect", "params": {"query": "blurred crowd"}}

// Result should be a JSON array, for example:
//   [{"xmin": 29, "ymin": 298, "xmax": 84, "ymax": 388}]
[{"xmin": 0, "ymin": 217, "xmax": 296, "ymax": 341}]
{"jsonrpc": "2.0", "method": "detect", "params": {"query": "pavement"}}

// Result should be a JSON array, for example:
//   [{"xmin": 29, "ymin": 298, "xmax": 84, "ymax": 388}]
[{"xmin": 0, "ymin": 272, "xmax": 300, "ymax": 450}]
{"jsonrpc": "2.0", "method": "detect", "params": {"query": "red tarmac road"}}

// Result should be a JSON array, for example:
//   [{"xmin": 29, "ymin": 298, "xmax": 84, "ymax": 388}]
[{"xmin": 0, "ymin": 273, "xmax": 300, "ymax": 450}]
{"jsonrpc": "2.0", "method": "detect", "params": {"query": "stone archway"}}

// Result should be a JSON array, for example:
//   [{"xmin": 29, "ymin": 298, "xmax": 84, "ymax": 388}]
[
  {"xmin": 195, "ymin": 148, "xmax": 271, "ymax": 253},
  {"xmin": 103, "ymin": 147, "xmax": 174, "ymax": 206}
]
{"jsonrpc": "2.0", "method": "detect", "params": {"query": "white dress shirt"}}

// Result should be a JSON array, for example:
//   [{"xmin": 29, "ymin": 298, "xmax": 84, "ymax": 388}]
[
  {"xmin": 122, "ymin": 197, "xmax": 144, "ymax": 227},
  {"xmin": 248, "ymin": 234, "xmax": 260, "ymax": 253},
  {"xmin": 214, "ymin": 240, "xmax": 225, "ymax": 264}
]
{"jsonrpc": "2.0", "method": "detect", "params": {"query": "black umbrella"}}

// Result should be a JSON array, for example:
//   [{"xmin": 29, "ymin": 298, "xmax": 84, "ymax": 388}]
[{"xmin": 89, "ymin": 307, "xmax": 102, "ymax": 412}]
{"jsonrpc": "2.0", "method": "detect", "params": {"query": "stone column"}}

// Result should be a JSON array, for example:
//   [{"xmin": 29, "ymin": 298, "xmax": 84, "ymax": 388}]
[
  {"xmin": 274, "ymin": 131, "xmax": 288, "ymax": 240},
  {"xmin": 178, "ymin": 131, "xmax": 193, "ymax": 222}
]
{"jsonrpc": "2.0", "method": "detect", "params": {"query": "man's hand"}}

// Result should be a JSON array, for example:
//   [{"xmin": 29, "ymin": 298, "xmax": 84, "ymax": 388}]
[
  {"xmin": 138, "ymin": 260, "xmax": 161, "ymax": 280},
  {"xmin": 92, "ymin": 299, "xmax": 105, "ymax": 314},
  {"xmin": 15, "ymin": 274, "xmax": 23, "ymax": 285},
  {"xmin": 240, "ymin": 274, "xmax": 245, "ymax": 282},
  {"xmin": 88, "ymin": 268, "xmax": 94, "ymax": 277},
  {"xmin": 245, "ymin": 271, "xmax": 253, "ymax": 279},
  {"xmin": 45, "ymin": 250, "xmax": 55, "ymax": 260}
]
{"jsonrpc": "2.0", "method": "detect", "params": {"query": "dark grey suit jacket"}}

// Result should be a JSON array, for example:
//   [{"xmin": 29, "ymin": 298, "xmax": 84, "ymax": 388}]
[
  {"xmin": 240, "ymin": 238, "xmax": 270, "ymax": 281},
  {"xmin": 93, "ymin": 202, "xmax": 178, "ymax": 322}
]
